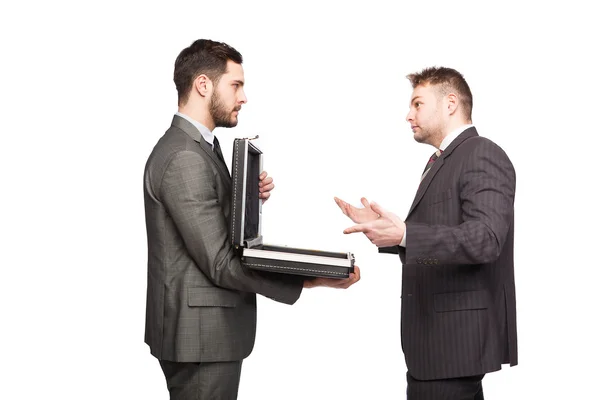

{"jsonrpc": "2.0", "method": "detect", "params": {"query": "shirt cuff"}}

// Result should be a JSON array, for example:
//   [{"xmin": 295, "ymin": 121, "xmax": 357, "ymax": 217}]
[{"xmin": 400, "ymin": 231, "xmax": 406, "ymax": 247}]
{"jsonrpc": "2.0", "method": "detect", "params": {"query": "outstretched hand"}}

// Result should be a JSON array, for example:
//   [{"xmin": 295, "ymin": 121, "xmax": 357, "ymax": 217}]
[
  {"xmin": 343, "ymin": 201, "xmax": 406, "ymax": 247},
  {"xmin": 303, "ymin": 266, "xmax": 361, "ymax": 289},
  {"xmin": 334, "ymin": 196, "xmax": 379, "ymax": 224}
]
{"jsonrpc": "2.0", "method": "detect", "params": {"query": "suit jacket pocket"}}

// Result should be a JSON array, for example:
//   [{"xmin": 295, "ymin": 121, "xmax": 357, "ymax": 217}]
[
  {"xmin": 188, "ymin": 287, "xmax": 240, "ymax": 307},
  {"xmin": 434, "ymin": 290, "xmax": 488, "ymax": 312},
  {"xmin": 428, "ymin": 188, "xmax": 452, "ymax": 205}
]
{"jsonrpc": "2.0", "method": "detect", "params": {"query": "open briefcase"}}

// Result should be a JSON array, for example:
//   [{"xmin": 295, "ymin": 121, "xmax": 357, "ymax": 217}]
[{"xmin": 230, "ymin": 137, "xmax": 355, "ymax": 279}]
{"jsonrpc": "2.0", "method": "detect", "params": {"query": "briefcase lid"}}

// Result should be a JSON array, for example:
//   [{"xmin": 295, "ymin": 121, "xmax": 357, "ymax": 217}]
[{"xmin": 230, "ymin": 137, "xmax": 263, "ymax": 250}]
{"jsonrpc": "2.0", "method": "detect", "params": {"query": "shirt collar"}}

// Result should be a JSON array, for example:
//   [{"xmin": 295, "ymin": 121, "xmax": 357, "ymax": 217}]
[
  {"xmin": 439, "ymin": 124, "xmax": 474, "ymax": 151},
  {"xmin": 175, "ymin": 112, "xmax": 215, "ymax": 147}
]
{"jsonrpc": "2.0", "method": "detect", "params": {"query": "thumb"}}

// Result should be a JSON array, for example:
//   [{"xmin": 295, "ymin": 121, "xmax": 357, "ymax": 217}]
[
  {"xmin": 370, "ymin": 201, "xmax": 389, "ymax": 218},
  {"xmin": 360, "ymin": 197, "xmax": 370, "ymax": 209}
]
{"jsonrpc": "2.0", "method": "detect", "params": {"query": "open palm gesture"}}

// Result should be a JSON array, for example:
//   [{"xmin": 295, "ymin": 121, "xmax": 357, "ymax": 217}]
[{"xmin": 334, "ymin": 196, "xmax": 379, "ymax": 224}]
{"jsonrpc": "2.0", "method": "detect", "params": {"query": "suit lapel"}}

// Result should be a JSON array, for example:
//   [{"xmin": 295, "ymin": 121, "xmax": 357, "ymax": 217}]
[
  {"xmin": 407, "ymin": 157, "xmax": 445, "ymax": 217},
  {"xmin": 406, "ymin": 127, "xmax": 479, "ymax": 218},
  {"xmin": 171, "ymin": 116, "xmax": 232, "ymax": 190}
]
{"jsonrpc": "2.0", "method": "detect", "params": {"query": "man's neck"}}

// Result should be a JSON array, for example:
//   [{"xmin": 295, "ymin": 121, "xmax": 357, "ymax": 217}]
[
  {"xmin": 434, "ymin": 120, "xmax": 471, "ymax": 148},
  {"xmin": 178, "ymin": 105, "xmax": 215, "ymax": 131},
  {"xmin": 437, "ymin": 121, "xmax": 473, "ymax": 150}
]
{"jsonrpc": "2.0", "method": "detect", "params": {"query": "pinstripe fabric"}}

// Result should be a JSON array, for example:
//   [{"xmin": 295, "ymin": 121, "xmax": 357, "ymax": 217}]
[
  {"xmin": 144, "ymin": 115, "xmax": 304, "ymax": 364},
  {"xmin": 406, "ymin": 372, "xmax": 484, "ymax": 400},
  {"xmin": 398, "ymin": 127, "xmax": 518, "ymax": 381}
]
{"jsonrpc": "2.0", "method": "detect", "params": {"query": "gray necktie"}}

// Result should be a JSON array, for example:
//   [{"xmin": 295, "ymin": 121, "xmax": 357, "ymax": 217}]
[{"xmin": 421, "ymin": 149, "xmax": 442, "ymax": 182}]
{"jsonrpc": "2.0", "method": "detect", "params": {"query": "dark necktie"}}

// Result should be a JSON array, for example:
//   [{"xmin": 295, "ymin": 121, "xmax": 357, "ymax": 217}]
[
  {"xmin": 421, "ymin": 149, "xmax": 442, "ymax": 182},
  {"xmin": 213, "ymin": 136, "xmax": 226, "ymax": 165}
]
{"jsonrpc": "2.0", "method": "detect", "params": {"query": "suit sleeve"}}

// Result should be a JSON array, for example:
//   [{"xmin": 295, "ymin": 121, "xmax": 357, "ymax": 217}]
[
  {"xmin": 378, "ymin": 246, "xmax": 400, "ymax": 254},
  {"xmin": 404, "ymin": 139, "xmax": 516, "ymax": 265},
  {"xmin": 159, "ymin": 150, "xmax": 303, "ymax": 304}
]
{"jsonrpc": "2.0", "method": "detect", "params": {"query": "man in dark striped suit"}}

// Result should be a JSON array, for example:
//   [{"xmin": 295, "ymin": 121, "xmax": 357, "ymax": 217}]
[{"xmin": 335, "ymin": 67, "xmax": 517, "ymax": 399}]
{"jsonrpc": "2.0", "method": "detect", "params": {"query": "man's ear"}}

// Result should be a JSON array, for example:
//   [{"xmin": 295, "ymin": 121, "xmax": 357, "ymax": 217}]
[
  {"xmin": 194, "ymin": 74, "xmax": 213, "ymax": 98},
  {"xmin": 447, "ymin": 93, "xmax": 459, "ymax": 116}
]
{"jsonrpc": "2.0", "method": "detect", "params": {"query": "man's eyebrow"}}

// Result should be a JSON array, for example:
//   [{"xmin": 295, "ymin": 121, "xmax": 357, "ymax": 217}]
[
  {"xmin": 232, "ymin": 79, "xmax": 245, "ymax": 86},
  {"xmin": 411, "ymin": 95, "xmax": 422, "ymax": 103}
]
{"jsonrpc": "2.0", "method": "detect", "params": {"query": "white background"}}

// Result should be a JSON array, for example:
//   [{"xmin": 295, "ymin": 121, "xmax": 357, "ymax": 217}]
[{"xmin": 1, "ymin": 0, "xmax": 598, "ymax": 399}]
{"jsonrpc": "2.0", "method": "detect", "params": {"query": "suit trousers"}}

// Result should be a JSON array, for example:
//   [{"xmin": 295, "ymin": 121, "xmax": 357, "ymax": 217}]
[
  {"xmin": 159, "ymin": 360, "xmax": 243, "ymax": 400},
  {"xmin": 407, "ymin": 372, "xmax": 485, "ymax": 400}
]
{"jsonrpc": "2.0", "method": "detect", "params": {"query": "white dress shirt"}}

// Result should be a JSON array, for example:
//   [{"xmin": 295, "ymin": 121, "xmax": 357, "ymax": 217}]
[{"xmin": 175, "ymin": 112, "xmax": 215, "ymax": 148}]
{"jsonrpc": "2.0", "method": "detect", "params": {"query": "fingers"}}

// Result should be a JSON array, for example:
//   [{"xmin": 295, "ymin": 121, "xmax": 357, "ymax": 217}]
[
  {"xmin": 345, "ymin": 265, "xmax": 361, "ymax": 287},
  {"xmin": 304, "ymin": 266, "xmax": 361, "ymax": 289},
  {"xmin": 370, "ymin": 201, "xmax": 388, "ymax": 218},
  {"xmin": 259, "ymin": 174, "xmax": 274, "ymax": 202},
  {"xmin": 259, "ymin": 182, "xmax": 274, "ymax": 193},
  {"xmin": 259, "ymin": 176, "xmax": 273, "ymax": 186},
  {"xmin": 343, "ymin": 223, "xmax": 369, "ymax": 235},
  {"xmin": 334, "ymin": 265, "xmax": 361, "ymax": 289},
  {"xmin": 335, "ymin": 280, "xmax": 353, "ymax": 289},
  {"xmin": 334, "ymin": 197, "xmax": 351, "ymax": 217},
  {"xmin": 353, "ymin": 265, "xmax": 361, "ymax": 280},
  {"xmin": 259, "ymin": 191, "xmax": 271, "ymax": 201}
]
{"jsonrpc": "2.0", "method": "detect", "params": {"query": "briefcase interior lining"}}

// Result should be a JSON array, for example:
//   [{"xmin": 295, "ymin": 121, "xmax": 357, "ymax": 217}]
[{"xmin": 230, "ymin": 138, "xmax": 354, "ymax": 279}]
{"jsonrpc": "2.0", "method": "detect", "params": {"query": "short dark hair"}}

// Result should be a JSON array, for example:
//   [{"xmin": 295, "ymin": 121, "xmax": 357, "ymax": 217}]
[
  {"xmin": 174, "ymin": 39, "xmax": 243, "ymax": 106},
  {"xmin": 407, "ymin": 67, "xmax": 473, "ymax": 121}
]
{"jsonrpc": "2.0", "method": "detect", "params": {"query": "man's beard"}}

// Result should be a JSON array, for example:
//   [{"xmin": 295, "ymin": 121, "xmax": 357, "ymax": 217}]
[
  {"xmin": 415, "ymin": 108, "xmax": 444, "ymax": 145},
  {"xmin": 415, "ymin": 124, "xmax": 443, "ymax": 145},
  {"xmin": 209, "ymin": 91, "xmax": 239, "ymax": 128}
]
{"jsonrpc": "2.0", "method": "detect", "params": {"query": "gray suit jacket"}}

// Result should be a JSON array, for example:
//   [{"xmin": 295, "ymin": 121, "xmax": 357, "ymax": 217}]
[
  {"xmin": 383, "ymin": 127, "xmax": 518, "ymax": 380},
  {"xmin": 144, "ymin": 115, "xmax": 303, "ymax": 362}
]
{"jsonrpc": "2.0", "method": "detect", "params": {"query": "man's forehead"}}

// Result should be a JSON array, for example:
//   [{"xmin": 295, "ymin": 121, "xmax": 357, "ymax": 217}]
[
  {"xmin": 413, "ymin": 83, "xmax": 434, "ymax": 93},
  {"xmin": 225, "ymin": 60, "xmax": 244, "ymax": 79},
  {"xmin": 412, "ymin": 84, "xmax": 435, "ymax": 97}
]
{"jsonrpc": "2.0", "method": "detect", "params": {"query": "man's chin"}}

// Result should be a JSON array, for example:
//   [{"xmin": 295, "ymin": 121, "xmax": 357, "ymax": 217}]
[{"xmin": 216, "ymin": 118, "xmax": 238, "ymax": 129}]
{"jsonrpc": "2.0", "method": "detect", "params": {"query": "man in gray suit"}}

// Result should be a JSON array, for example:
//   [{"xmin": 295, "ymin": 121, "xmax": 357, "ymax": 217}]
[
  {"xmin": 144, "ymin": 39, "xmax": 360, "ymax": 400},
  {"xmin": 335, "ymin": 67, "xmax": 517, "ymax": 399}
]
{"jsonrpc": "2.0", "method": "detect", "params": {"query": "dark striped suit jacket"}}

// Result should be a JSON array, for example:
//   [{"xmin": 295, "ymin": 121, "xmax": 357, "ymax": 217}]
[{"xmin": 384, "ymin": 127, "xmax": 518, "ymax": 380}]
